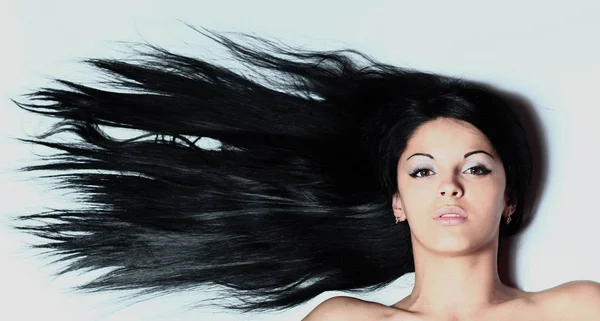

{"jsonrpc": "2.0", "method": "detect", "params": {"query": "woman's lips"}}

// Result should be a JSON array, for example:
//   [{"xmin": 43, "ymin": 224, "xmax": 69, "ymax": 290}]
[
  {"xmin": 434, "ymin": 205, "xmax": 467, "ymax": 218},
  {"xmin": 434, "ymin": 205, "xmax": 468, "ymax": 225},
  {"xmin": 434, "ymin": 216, "xmax": 467, "ymax": 225}
]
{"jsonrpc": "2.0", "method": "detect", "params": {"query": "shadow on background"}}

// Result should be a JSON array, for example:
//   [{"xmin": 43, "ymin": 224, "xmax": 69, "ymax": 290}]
[{"xmin": 492, "ymin": 85, "xmax": 549, "ymax": 288}]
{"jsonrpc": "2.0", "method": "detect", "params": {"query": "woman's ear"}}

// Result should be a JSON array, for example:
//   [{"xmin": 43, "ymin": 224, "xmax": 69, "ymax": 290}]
[
  {"xmin": 392, "ymin": 191, "xmax": 406, "ymax": 221},
  {"xmin": 504, "ymin": 190, "xmax": 517, "ymax": 215},
  {"xmin": 504, "ymin": 195, "xmax": 517, "ymax": 219},
  {"xmin": 508, "ymin": 202, "xmax": 517, "ymax": 215}
]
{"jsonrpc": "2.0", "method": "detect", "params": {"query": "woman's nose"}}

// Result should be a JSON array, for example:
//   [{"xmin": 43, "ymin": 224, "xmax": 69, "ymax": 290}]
[{"xmin": 439, "ymin": 179, "xmax": 463, "ymax": 197}]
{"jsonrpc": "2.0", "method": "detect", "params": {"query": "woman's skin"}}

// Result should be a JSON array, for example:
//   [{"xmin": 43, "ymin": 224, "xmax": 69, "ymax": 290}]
[{"xmin": 390, "ymin": 117, "xmax": 522, "ymax": 319}]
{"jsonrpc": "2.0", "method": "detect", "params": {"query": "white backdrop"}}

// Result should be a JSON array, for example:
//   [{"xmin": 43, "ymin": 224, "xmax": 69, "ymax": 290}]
[{"xmin": 1, "ymin": 1, "xmax": 599, "ymax": 320}]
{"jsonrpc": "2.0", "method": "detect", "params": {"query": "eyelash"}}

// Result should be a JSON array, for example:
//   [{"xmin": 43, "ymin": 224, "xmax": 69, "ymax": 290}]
[{"xmin": 409, "ymin": 165, "xmax": 492, "ymax": 178}]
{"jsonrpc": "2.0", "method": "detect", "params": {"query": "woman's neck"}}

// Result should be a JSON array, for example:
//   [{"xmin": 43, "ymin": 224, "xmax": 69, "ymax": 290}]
[{"xmin": 392, "ymin": 235, "xmax": 516, "ymax": 319}]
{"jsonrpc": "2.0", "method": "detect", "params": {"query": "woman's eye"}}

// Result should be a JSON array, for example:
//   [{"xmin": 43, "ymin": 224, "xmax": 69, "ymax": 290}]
[
  {"xmin": 466, "ymin": 166, "xmax": 492, "ymax": 175},
  {"xmin": 409, "ymin": 168, "xmax": 432, "ymax": 178}
]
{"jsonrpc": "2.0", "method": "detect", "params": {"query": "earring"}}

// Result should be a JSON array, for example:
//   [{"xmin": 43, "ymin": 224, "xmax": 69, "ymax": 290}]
[{"xmin": 506, "ymin": 216, "xmax": 512, "ymax": 224}]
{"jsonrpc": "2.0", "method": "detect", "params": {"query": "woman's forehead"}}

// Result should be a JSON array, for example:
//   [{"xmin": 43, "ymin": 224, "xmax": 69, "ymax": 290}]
[{"xmin": 401, "ymin": 119, "xmax": 497, "ymax": 162}]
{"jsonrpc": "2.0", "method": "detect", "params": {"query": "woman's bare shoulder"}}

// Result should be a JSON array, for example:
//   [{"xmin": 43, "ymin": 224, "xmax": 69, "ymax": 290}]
[
  {"xmin": 535, "ymin": 280, "xmax": 600, "ymax": 320},
  {"xmin": 302, "ymin": 296, "xmax": 402, "ymax": 321}
]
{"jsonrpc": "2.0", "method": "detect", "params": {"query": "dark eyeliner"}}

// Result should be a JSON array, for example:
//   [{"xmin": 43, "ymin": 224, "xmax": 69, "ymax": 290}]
[
  {"xmin": 409, "ymin": 166, "xmax": 431, "ymax": 178},
  {"xmin": 409, "ymin": 165, "xmax": 491, "ymax": 178},
  {"xmin": 469, "ymin": 165, "xmax": 492, "ymax": 175}
]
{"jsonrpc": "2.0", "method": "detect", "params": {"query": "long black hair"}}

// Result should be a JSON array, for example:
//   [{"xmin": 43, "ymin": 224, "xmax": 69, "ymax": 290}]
[{"xmin": 9, "ymin": 25, "xmax": 533, "ymax": 313}]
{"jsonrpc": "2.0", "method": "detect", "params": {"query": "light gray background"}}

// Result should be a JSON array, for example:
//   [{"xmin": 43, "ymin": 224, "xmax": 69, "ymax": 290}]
[{"xmin": 1, "ymin": 1, "xmax": 599, "ymax": 320}]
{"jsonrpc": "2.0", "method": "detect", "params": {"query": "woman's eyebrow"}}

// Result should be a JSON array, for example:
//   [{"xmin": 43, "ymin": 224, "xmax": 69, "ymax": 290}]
[{"xmin": 406, "ymin": 150, "xmax": 494, "ymax": 161}]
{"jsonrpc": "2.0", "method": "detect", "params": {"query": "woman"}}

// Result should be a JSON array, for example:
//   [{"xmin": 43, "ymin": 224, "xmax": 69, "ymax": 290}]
[
  {"xmin": 304, "ymin": 117, "xmax": 600, "ymax": 320},
  {"xmin": 10, "ymin": 26, "xmax": 599, "ymax": 320}
]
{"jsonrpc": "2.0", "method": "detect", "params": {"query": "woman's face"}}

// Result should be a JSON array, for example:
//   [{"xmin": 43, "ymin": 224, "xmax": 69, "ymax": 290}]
[{"xmin": 393, "ymin": 117, "xmax": 514, "ymax": 253}]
